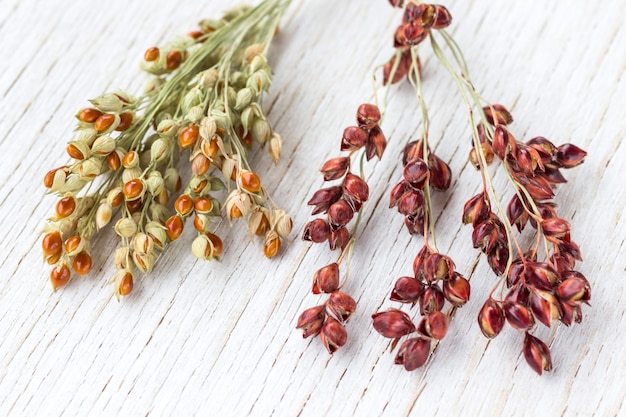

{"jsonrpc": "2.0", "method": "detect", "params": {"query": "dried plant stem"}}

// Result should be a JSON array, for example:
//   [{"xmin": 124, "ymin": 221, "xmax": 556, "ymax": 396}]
[
  {"xmin": 430, "ymin": 34, "xmax": 519, "ymax": 275},
  {"xmin": 407, "ymin": 47, "xmax": 439, "ymax": 251}
]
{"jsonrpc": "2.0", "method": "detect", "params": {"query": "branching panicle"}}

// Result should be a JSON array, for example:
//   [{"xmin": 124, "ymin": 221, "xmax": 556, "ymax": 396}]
[{"xmin": 42, "ymin": 0, "xmax": 294, "ymax": 298}]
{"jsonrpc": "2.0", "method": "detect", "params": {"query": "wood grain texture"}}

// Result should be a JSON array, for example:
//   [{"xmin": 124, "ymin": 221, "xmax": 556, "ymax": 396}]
[{"xmin": 1, "ymin": 0, "xmax": 625, "ymax": 416}]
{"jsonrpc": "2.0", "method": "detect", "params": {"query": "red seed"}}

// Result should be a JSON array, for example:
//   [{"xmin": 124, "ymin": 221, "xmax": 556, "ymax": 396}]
[
  {"xmin": 312, "ymin": 263, "xmax": 340, "ymax": 294},
  {"xmin": 383, "ymin": 49, "xmax": 412, "ymax": 86},
  {"xmin": 492, "ymin": 125, "xmax": 510, "ymax": 160},
  {"xmin": 356, "ymin": 104, "xmax": 381, "ymax": 129},
  {"xmin": 320, "ymin": 157, "xmax": 350, "ymax": 181},
  {"xmin": 541, "ymin": 217, "xmax": 571, "ymax": 243},
  {"xmin": 432, "ymin": 5, "xmax": 453, "ymax": 29},
  {"xmin": 428, "ymin": 154, "xmax": 451, "ymax": 191},
  {"xmin": 296, "ymin": 305, "xmax": 326, "ymax": 339},
  {"xmin": 389, "ymin": 180, "xmax": 409, "ymax": 209},
  {"xmin": 418, "ymin": 311, "xmax": 448, "ymax": 340},
  {"xmin": 523, "ymin": 333, "xmax": 553, "ymax": 375},
  {"xmin": 302, "ymin": 219, "xmax": 330, "ymax": 243},
  {"xmin": 420, "ymin": 284, "xmax": 445, "ymax": 314},
  {"xmin": 412, "ymin": 245, "xmax": 433, "ymax": 278},
  {"xmin": 463, "ymin": 192, "xmax": 490, "ymax": 226},
  {"xmin": 327, "ymin": 199, "xmax": 354, "ymax": 228},
  {"xmin": 326, "ymin": 291, "xmax": 356, "ymax": 323},
  {"xmin": 367, "ymin": 125, "xmax": 387, "ymax": 161},
  {"xmin": 503, "ymin": 301, "xmax": 535, "ymax": 330},
  {"xmin": 340, "ymin": 126, "xmax": 368, "ymax": 151},
  {"xmin": 556, "ymin": 144, "xmax": 587, "ymax": 168},
  {"xmin": 507, "ymin": 194, "xmax": 529, "ymax": 232},
  {"xmin": 556, "ymin": 275, "xmax": 589, "ymax": 303},
  {"xmin": 397, "ymin": 190, "xmax": 424, "ymax": 216},
  {"xmin": 403, "ymin": 158, "xmax": 429, "ymax": 188},
  {"xmin": 343, "ymin": 173, "xmax": 369, "ymax": 203},
  {"xmin": 395, "ymin": 337, "xmax": 431, "ymax": 371},
  {"xmin": 423, "ymin": 253, "xmax": 454, "ymax": 282},
  {"xmin": 443, "ymin": 273, "xmax": 471, "ymax": 307},
  {"xmin": 525, "ymin": 262, "xmax": 559, "ymax": 291},
  {"xmin": 328, "ymin": 226, "xmax": 350, "ymax": 251},
  {"xmin": 372, "ymin": 309, "xmax": 416, "ymax": 339},
  {"xmin": 472, "ymin": 220, "xmax": 499, "ymax": 254},
  {"xmin": 478, "ymin": 298, "xmax": 505, "ymax": 339},
  {"xmin": 483, "ymin": 104, "xmax": 513, "ymax": 126},
  {"xmin": 390, "ymin": 276, "xmax": 424, "ymax": 304},
  {"xmin": 319, "ymin": 317, "xmax": 347, "ymax": 354},
  {"xmin": 529, "ymin": 291, "xmax": 554, "ymax": 327},
  {"xmin": 308, "ymin": 186, "xmax": 343, "ymax": 215}
]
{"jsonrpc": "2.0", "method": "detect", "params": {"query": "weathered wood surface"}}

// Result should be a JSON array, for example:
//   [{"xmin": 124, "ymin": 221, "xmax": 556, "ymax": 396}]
[{"xmin": 1, "ymin": 0, "xmax": 625, "ymax": 416}]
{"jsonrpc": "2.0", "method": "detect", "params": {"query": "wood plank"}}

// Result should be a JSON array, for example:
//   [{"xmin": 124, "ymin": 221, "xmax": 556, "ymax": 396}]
[{"xmin": 0, "ymin": 0, "xmax": 624, "ymax": 416}]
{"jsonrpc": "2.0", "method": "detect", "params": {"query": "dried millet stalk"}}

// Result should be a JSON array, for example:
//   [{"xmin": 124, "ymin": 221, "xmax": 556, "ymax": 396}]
[
  {"xmin": 369, "ymin": 0, "xmax": 588, "ymax": 374},
  {"xmin": 372, "ymin": 1, "xmax": 469, "ymax": 371},
  {"xmin": 424, "ymin": 9, "xmax": 589, "ymax": 374},
  {"xmin": 296, "ymin": 104, "xmax": 387, "ymax": 354},
  {"xmin": 42, "ymin": 0, "xmax": 293, "ymax": 298}
]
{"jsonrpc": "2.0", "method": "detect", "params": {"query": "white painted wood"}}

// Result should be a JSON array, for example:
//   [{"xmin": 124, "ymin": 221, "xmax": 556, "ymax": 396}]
[{"xmin": 1, "ymin": 0, "xmax": 625, "ymax": 416}]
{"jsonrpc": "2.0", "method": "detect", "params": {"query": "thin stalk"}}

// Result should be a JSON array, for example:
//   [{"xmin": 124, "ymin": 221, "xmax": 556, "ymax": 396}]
[
  {"xmin": 378, "ymin": 50, "xmax": 403, "ymax": 122},
  {"xmin": 340, "ymin": 152, "xmax": 367, "ymax": 287},
  {"xmin": 407, "ymin": 47, "xmax": 438, "ymax": 251},
  {"xmin": 430, "ymin": 34, "xmax": 520, "ymax": 274}
]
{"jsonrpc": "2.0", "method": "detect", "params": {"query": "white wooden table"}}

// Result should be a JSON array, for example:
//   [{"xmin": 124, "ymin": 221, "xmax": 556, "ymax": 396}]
[{"xmin": 1, "ymin": 1, "xmax": 625, "ymax": 416}]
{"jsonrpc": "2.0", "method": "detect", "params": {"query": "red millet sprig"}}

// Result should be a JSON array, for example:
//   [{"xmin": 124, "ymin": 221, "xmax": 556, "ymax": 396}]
[
  {"xmin": 296, "ymin": 104, "xmax": 387, "ymax": 354},
  {"xmin": 373, "ymin": 247, "xmax": 470, "ymax": 370},
  {"xmin": 428, "ymin": 25, "xmax": 589, "ymax": 374},
  {"xmin": 372, "ymin": 1, "xmax": 470, "ymax": 371},
  {"xmin": 381, "ymin": 1, "xmax": 451, "ymax": 87}
]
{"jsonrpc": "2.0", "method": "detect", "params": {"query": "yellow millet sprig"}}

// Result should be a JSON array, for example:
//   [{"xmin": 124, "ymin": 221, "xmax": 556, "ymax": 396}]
[{"xmin": 42, "ymin": 0, "xmax": 293, "ymax": 299}]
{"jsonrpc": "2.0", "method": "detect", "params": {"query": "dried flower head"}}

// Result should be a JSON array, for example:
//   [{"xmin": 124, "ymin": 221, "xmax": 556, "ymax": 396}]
[
  {"xmin": 297, "ymin": 104, "xmax": 386, "ymax": 353},
  {"xmin": 41, "ymin": 0, "xmax": 294, "ymax": 296}
]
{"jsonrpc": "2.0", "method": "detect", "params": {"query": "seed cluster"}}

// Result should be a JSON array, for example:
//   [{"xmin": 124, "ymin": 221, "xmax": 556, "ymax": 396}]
[
  {"xmin": 42, "ymin": 1, "xmax": 293, "ymax": 298},
  {"xmin": 297, "ymin": 104, "xmax": 387, "ymax": 353},
  {"xmin": 390, "ymin": 140, "xmax": 451, "ymax": 233},
  {"xmin": 383, "ymin": 2, "xmax": 451, "ymax": 85},
  {"xmin": 297, "ymin": 0, "xmax": 591, "ymax": 376},
  {"xmin": 373, "ymin": 247, "xmax": 469, "ymax": 370},
  {"xmin": 369, "ymin": 1, "xmax": 472, "ymax": 372},
  {"xmin": 464, "ymin": 106, "xmax": 588, "ymax": 375}
]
